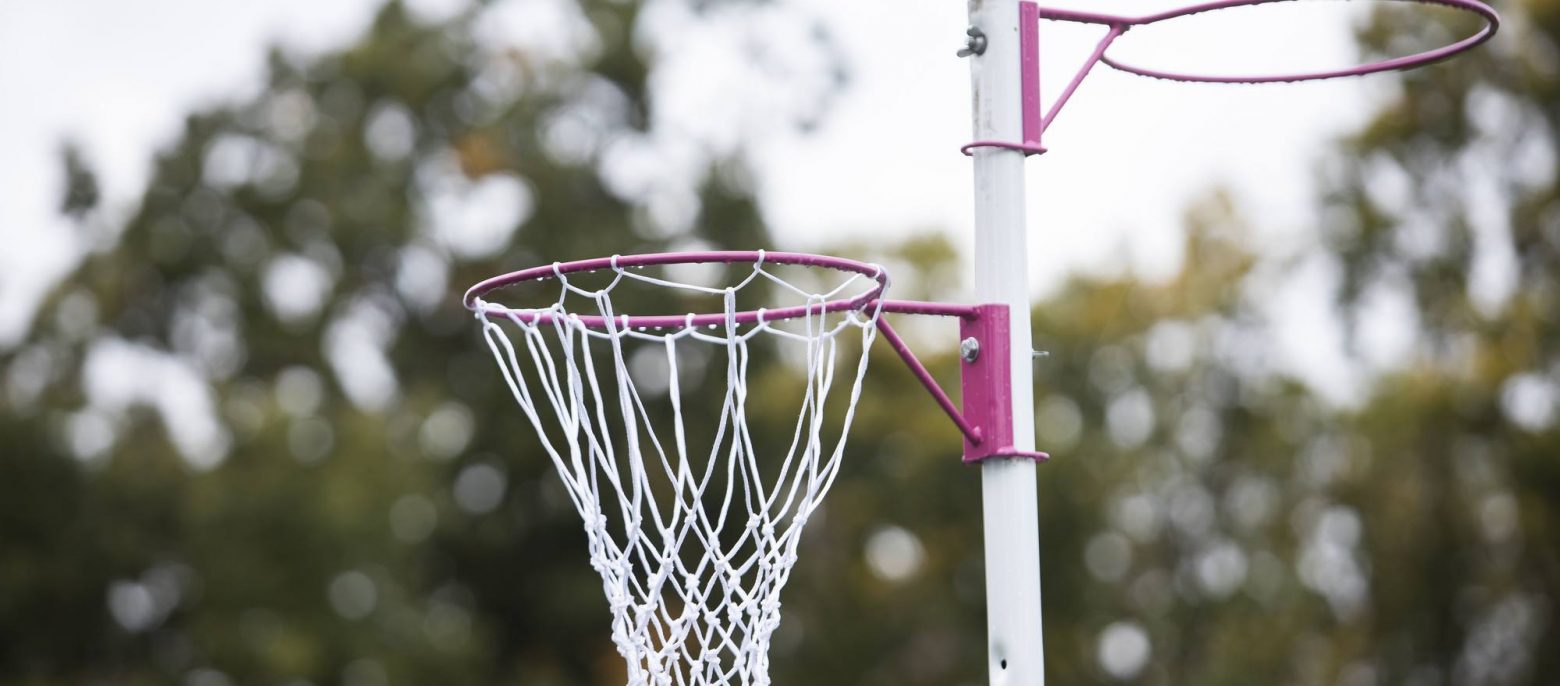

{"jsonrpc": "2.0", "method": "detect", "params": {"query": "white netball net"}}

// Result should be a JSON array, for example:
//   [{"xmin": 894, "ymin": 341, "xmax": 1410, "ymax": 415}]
[{"xmin": 473, "ymin": 256, "xmax": 882, "ymax": 685}]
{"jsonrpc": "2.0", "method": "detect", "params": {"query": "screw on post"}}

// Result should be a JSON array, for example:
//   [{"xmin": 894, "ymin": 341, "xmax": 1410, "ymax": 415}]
[
  {"xmin": 956, "ymin": 26, "xmax": 987, "ymax": 57},
  {"xmin": 960, "ymin": 337, "xmax": 981, "ymax": 362}
]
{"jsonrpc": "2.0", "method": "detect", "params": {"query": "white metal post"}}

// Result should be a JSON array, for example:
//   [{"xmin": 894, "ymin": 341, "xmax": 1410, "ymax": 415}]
[{"xmin": 966, "ymin": 1, "xmax": 1046, "ymax": 684}]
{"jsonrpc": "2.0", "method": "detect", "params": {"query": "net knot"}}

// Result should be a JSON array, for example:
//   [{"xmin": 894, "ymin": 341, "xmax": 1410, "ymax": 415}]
[
  {"xmin": 634, "ymin": 603, "xmax": 656, "ymax": 628},
  {"xmin": 592, "ymin": 556, "xmax": 625, "ymax": 577},
  {"xmin": 609, "ymin": 593, "xmax": 633, "ymax": 613}
]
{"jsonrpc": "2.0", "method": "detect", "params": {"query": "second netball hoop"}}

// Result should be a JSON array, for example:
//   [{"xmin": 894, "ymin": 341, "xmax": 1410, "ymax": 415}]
[{"xmin": 962, "ymin": 0, "xmax": 1501, "ymax": 156}]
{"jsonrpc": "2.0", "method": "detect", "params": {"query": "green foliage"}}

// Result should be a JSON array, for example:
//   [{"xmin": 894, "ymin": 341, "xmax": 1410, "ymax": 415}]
[{"xmin": 2, "ymin": 1, "xmax": 784, "ymax": 682}]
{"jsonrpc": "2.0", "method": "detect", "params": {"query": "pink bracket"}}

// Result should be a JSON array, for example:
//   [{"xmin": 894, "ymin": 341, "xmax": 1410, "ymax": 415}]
[
  {"xmin": 961, "ymin": 2, "xmax": 1048, "ymax": 156},
  {"xmin": 874, "ymin": 301, "xmax": 1050, "ymax": 464},
  {"xmin": 1020, "ymin": 1, "xmax": 1042, "ymax": 151},
  {"xmin": 956, "ymin": 305, "xmax": 1050, "ymax": 463}
]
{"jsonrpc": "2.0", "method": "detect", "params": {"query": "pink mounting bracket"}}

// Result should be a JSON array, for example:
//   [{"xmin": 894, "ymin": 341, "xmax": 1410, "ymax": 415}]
[
  {"xmin": 960, "ymin": 2, "xmax": 1047, "ymax": 156},
  {"xmin": 875, "ymin": 301, "xmax": 1049, "ymax": 464}
]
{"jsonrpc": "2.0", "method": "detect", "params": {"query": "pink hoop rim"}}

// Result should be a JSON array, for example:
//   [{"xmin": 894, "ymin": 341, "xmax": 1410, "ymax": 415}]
[
  {"xmin": 464, "ymin": 250, "xmax": 890, "ymax": 329},
  {"xmin": 1039, "ymin": 0, "xmax": 1499, "ymax": 84}
]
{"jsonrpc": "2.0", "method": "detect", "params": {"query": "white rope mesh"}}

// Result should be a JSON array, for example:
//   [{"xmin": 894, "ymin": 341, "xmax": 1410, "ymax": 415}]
[{"xmin": 474, "ymin": 256, "xmax": 882, "ymax": 685}]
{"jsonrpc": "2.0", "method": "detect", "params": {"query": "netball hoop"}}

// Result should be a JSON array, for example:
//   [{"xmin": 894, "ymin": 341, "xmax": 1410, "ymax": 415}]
[
  {"xmin": 464, "ymin": 0, "xmax": 1497, "ymax": 682},
  {"xmin": 963, "ymin": 0, "xmax": 1501, "ymax": 155},
  {"xmin": 467, "ymin": 251, "xmax": 1040, "ymax": 685}
]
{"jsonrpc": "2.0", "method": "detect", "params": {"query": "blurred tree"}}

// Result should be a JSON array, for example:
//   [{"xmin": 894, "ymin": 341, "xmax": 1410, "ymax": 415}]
[
  {"xmin": 776, "ymin": 0, "xmax": 1560, "ymax": 682},
  {"xmin": 0, "ymin": 1, "xmax": 839, "ymax": 683},
  {"xmin": 1305, "ymin": 0, "xmax": 1560, "ymax": 679}
]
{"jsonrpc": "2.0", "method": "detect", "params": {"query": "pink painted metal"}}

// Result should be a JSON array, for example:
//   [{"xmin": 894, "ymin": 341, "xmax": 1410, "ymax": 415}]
[
  {"xmin": 464, "ymin": 250, "xmax": 1005, "ymax": 328},
  {"xmin": 1039, "ymin": 24, "xmax": 1123, "ymax": 134},
  {"xmin": 963, "ymin": 0, "xmax": 1498, "ymax": 154},
  {"xmin": 874, "ymin": 309, "xmax": 1050, "ymax": 463},
  {"xmin": 1039, "ymin": 0, "xmax": 1499, "ymax": 84},
  {"xmin": 1021, "ymin": 1, "xmax": 1043, "ymax": 150},
  {"xmin": 464, "ymin": 251, "xmax": 888, "ymax": 329},
  {"xmin": 875, "ymin": 317, "xmax": 984, "ymax": 446},
  {"xmin": 875, "ymin": 306, "xmax": 1048, "ymax": 463},
  {"xmin": 465, "ymin": 251, "xmax": 1048, "ymax": 463},
  {"xmin": 876, "ymin": 299, "xmax": 981, "ymax": 319},
  {"xmin": 957, "ymin": 305, "xmax": 1049, "ymax": 463}
]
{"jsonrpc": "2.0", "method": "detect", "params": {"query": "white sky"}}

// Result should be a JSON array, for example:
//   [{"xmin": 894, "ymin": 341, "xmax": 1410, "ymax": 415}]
[{"xmin": 0, "ymin": 0, "xmax": 1411, "ymax": 400}]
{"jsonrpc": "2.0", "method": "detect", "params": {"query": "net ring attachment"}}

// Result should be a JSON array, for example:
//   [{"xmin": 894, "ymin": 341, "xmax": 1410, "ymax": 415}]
[{"xmin": 464, "ymin": 250, "xmax": 889, "ymax": 329}]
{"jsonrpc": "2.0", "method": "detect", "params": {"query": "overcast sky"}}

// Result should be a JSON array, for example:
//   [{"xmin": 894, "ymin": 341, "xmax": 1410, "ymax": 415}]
[{"xmin": 1, "ymin": 0, "xmax": 1409, "ymax": 398}]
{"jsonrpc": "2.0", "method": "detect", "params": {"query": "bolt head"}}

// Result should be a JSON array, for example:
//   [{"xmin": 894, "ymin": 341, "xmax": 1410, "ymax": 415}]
[{"xmin": 960, "ymin": 337, "xmax": 980, "ymax": 362}]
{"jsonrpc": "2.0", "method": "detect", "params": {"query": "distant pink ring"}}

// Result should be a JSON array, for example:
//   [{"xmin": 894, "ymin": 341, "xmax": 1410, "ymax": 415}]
[{"xmin": 1039, "ymin": 0, "xmax": 1499, "ymax": 84}]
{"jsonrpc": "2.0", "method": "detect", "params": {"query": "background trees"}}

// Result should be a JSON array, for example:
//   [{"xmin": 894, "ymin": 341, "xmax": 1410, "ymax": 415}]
[{"xmin": 1, "ymin": 0, "xmax": 1556, "ymax": 684}]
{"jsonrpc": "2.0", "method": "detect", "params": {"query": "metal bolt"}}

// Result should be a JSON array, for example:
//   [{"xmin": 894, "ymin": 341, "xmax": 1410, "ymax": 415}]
[
  {"xmin": 957, "ymin": 26, "xmax": 987, "ymax": 58},
  {"xmin": 1032, "ymin": 349, "xmax": 1050, "ymax": 359},
  {"xmin": 960, "ymin": 337, "xmax": 981, "ymax": 362}
]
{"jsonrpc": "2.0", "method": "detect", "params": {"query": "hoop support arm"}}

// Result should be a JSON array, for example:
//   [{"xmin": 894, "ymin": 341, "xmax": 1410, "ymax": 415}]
[
  {"xmin": 874, "ymin": 316, "xmax": 985, "ymax": 445},
  {"xmin": 873, "ymin": 302, "xmax": 1050, "ymax": 464},
  {"xmin": 1041, "ymin": 24, "xmax": 1123, "ymax": 134}
]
